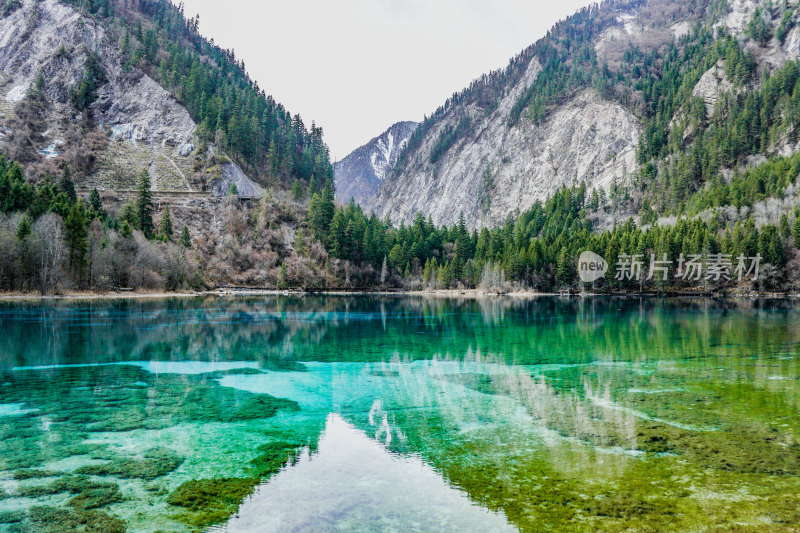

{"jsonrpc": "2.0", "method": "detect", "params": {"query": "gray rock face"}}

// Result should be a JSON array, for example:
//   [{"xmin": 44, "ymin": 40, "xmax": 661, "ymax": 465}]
[
  {"xmin": 0, "ymin": 0, "xmax": 195, "ymax": 148},
  {"xmin": 365, "ymin": 6, "xmax": 656, "ymax": 230},
  {"xmin": 693, "ymin": 60, "xmax": 733, "ymax": 118},
  {"xmin": 334, "ymin": 121, "xmax": 417, "ymax": 205},
  {"xmin": 96, "ymin": 74, "xmax": 196, "ymax": 148},
  {"xmin": 210, "ymin": 162, "xmax": 265, "ymax": 198},
  {"xmin": 0, "ymin": 0, "xmax": 259, "ymax": 197},
  {"xmin": 366, "ymin": 0, "xmax": 800, "ymax": 231},
  {"xmin": 369, "ymin": 81, "xmax": 640, "ymax": 230}
]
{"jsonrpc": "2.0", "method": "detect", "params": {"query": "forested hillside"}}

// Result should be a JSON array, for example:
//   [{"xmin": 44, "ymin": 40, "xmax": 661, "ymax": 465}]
[
  {"xmin": 4, "ymin": 0, "xmax": 800, "ymax": 295},
  {"xmin": 306, "ymin": 0, "xmax": 800, "ymax": 293},
  {"xmin": 96, "ymin": 0, "xmax": 333, "ymax": 187},
  {"xmin": 366, "ymin": 0, "xmax": 800, "ymax": 232},
  {"xmin": 0, "ymin": 0, "xmax": 340, "ymax": 293},
  {"xmin": 0, "ymin": 0, "xmax": 333, "ymax": 193},
  {"xmin": 366, "ymin": 0, "xmax": 720, "ymax": 228}
]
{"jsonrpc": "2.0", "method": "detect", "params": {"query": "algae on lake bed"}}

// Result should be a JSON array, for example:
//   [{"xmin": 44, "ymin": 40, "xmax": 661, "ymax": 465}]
[
  {"xmin": 167, "ymin": 477, "xmax": 261, "ymax": 527},
  {"xmin": 0, "ymin": 296, "xmax": 799, "ymax": 532},
  {"xmin": 0, "ymin": 360, "xmax": 309, "ymax": 532},
  {"xmin": 166, "ymin": 440, "xmax": 307, "ymax": 527}
]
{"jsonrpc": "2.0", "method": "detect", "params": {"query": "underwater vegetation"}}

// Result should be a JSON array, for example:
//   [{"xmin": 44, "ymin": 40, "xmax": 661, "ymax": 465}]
[
  {"xmin": 2, "ymin": 296, "xmax": 800, "ymax": 532},
  {"xmin": 0, "ymin": 365, "xmax": 298, "ymax": 435},
  {"xmin": 12, "ymin": 470, "xmax": 61, "ymax": 480},
  {"xmin": 0, "ymin": 363, "xmax": 305, "ymax": 532},
  {"xmin": 0, "ymin": 476, "xmax": 126, "ymax": 531},
  {"xmin": 6, "ymin": 506, "xmax": 126, "ymax": 533},
  {"xmin": 0, "ymin": 510, "xmax": 25, "ymax": 523},
  {"xmin": 167, "ymin": 439, "xmax": 307, "ymax": 527},
  {"xmin": 377, "ymin": 354, "xmax": 800, "ymax": 533},
  {"xmin": 261, "ymin": 359, "xmax": 308, "ymax": 372},
  {"xmin": 167, "ymin": 477, "xmax": 260, "ymax": 527},
  {"xmin": 0, "ymin": 415, "xmax": 104, "ymax": 470},
  {"xmin": 75, "ymin": 447, "xmax": 184, "ymax": 480},
  {"xmin": 14, "ymin": 476, "xmax": 123, "ymax": 510},
  {"xmin": 247, "ymin": 440, "xmax": 304, "ymax": 477}
]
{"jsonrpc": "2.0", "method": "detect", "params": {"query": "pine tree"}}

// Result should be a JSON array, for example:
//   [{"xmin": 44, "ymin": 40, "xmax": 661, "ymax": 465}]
[
  {"xmin": 59, "ymin": 166, "xmax": 77, "ymax": 204},
  {"xmin": 759, "ymin": 225, "xmax": 785, "ymax": 267},
  {"xmin": 308, "ymin": 180, "xmax": 335, "ymax": 241},
  {"xmin": 136, "ymin": 169, "xmax": 154, "ymax": 239},
  {"xmin": 89, "ymin": 188, "xmax": 105, "ymax": 220},
  {"xmin": 159, "ymin": 205, "xmax": 174, "ymax": 240},
  {"xmin": 180, "ymin": 225, "xmax": 192, "ymax": 248},
  {"xmin": 118, "ymin": 201, "xmax": 139, "ymax": 230},
  {"xmin": 64, "ymin": 200, "xmax": 89, "ymax": 279},
  {"xmin": 556, "ymin": 249, "xmax": 574, "ymax": 288},
  {"xmin": 120, "ymin": 221, "xmax": 133, "ymax": 239},
  {"xmin": 16, "ymin": 213, "xmax": 32, "ymax": 241},
  {"xmin": 290, "ymin": 179, "xmax": 303, "ymax": 201},
  {"xmin": 266, "ymin": 139, "xmax": 278, "ymax": 175},
  {"xmin": 793, "ymin": 216, "xmax": 800, "ymax": 248},
  {"xmin": 328, "ymin": 211, "xmax": 346, "ymax": 258},
  {"xmin": 780, "ymin": 213, "xmax": 791, "ymax": 239}
]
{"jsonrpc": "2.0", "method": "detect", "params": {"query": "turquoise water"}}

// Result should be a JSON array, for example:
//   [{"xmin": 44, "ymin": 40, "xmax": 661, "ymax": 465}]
[{"xmin": 0, "ymin": 296, "xmax": 799, "ymax": 531}]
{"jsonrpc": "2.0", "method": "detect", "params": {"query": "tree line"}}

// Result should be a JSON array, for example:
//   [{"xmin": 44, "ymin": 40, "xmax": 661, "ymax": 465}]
[
  {"xmin": 0, "ymin": 156, "xmax": 195, "ymax": 293},
  {"xmin": 306, "ymin": 181, "xmax": 798, "ymax": 292}
]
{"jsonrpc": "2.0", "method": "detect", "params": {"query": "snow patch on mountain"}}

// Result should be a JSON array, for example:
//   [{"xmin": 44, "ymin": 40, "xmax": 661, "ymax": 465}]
[{"xmin": 334, "ymin": 121, "xmax": 418, "ymax": 205}]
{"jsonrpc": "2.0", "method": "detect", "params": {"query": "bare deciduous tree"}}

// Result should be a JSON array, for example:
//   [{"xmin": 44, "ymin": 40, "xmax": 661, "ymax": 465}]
[{"xmin": 33, "ymin": 214, "xmax": 65, "ymax": 295}]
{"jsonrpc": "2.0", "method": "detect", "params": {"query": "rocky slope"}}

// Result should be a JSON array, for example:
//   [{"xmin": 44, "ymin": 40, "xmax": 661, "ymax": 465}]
[
  {"xmin": 368, "ymin": 80, "xmax": 640, "ymax": 229},
  {"xmin": 368, "ymin": 0, "xmax": 800, "ymax": 230},
  {"xmin": 0, "ymin": 0, "xmax": 262, "ymax": 197},
  {"xmin": 334, "ymin": 121, "xmax": 417, "ymax": 205}
]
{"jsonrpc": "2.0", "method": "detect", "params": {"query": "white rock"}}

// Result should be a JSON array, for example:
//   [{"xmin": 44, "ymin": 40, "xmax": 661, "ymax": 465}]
[
  {"xmin": 370, "ymin": 78, "xmax": 641, "ymax": 231},
  {"xmin": 692, "ymin": 61, "xmax": 733, "ymax": 118}
]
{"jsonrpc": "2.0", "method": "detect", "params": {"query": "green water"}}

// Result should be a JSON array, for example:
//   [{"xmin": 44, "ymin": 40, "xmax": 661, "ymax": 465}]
[{"xmin": 0, "ymin": 296, "xmax": 799, "ymax": 532}]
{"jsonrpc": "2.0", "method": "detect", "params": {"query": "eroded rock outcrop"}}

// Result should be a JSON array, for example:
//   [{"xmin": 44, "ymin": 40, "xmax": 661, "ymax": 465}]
[
  {"xmin": 370, "ymin": 68, "xmax": 640, "ymax": 230},
  {"xmin": 0, "ymin": 0, "xmax": 261, "ymax": 197}
]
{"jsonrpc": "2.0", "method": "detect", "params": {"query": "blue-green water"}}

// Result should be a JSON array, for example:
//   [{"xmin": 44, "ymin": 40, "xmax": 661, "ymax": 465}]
[{"xmin": 0, "ymin": 296, "xmax": 799, "ymax": 532}]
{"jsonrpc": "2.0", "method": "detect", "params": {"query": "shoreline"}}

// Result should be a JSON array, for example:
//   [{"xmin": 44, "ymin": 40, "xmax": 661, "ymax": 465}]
[{"xmin": 0, "ymin": 287, "xmax": 794, "ymax": 302}]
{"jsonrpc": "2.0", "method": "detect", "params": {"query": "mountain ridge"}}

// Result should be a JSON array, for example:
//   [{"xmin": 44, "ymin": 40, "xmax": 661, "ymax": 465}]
[
  {"xmin": 0, "ymin": 0, "xmax": 333, "ymax": 198},
  {"xmin": 334, "ymin": 120, "xmax": 417, "ymax": 205},
  {"xmin": 365, "ymin": 0, "xmax": 789, "ymax": 230}
]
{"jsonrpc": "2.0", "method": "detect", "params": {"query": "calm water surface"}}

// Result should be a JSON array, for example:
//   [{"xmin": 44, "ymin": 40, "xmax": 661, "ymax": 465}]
[{"xmin": 0, "ymin": 296, "xmax": 799, "ymax": 532}]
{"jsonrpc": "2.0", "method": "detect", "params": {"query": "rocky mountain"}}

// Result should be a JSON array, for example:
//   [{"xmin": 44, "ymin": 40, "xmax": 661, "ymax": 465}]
[
  {"xmin": 334, "ymin": 120, "xmax": 417, "ymax": 205},
  {"xmin": 366, "ymin": 0, "xmax": 800, "ymax": 230},
  {"xmin": 0, "ymin": 0, "xmax": 332, "ymax": 199},
  {"xmin": 0, "ymin": 0, "xmax": 253, "ymax": 196}
]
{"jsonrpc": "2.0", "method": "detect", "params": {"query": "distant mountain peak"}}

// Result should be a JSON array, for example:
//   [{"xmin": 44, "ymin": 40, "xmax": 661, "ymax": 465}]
[{"xmin": 335, "ymin": 121, "xmax": 417, "ymax": 205}]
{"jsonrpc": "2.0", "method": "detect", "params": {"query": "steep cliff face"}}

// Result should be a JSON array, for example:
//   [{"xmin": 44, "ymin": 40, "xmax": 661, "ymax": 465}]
[
  {"xmin": 368, "ymin": 0, "xmax": 800, "ymax": 230},
  {"xmin": 0, "ymin": 0, "xmax": 261, "ymax": 197},
  {"xmin": 369, "ymin": 59, "xmax": 643, "ymax": 230},
  {"xmin": 334, "ymin": 121, "xmax": 417, "ymax": 205},
  {"xmin": 369, "ymin": 84, "xmax": 640, "ymax": 229},
  {"xmin": 365, "ymin": 3, "xmax": 657, "ymax": 230}
]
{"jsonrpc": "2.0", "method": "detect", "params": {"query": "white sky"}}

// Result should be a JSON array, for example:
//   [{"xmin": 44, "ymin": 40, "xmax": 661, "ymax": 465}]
[{"xmin": 179, "ymin": 0, "xmax": 595, "ymax": 160}]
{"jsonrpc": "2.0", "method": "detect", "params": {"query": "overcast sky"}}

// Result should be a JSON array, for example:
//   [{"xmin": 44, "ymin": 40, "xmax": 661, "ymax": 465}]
[{"xmin": 180, "ymin": 0, "xmax": 595, "ymax": 160}]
